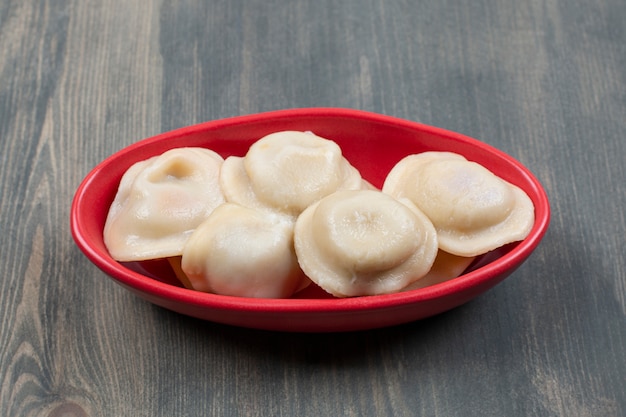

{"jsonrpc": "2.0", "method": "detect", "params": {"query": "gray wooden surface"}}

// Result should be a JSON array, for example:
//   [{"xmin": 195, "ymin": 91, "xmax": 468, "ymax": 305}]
[{"xmin": 1, "ymin": 0, "xmax": 625, "ymax": 416}]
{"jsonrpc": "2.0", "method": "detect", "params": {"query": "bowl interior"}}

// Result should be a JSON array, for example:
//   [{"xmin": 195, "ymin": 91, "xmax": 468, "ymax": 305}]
[{"xmin": 71, "ymin": 108, "xmax": 550, "ymax": 330}]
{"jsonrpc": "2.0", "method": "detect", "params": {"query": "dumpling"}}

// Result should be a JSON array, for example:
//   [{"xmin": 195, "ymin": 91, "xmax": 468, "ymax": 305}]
[
  {"xmin": 401, "ymin": 250, "xmax": 475, "ymax": 291},
  {"xmin": 180, "ymin": 203, "xmax": 308, "ymax": 298},
  {"xmin": 294, "ymin": 189, "xmax": 438, "ymax": 297},
  {"xmin": 103, "ymin": 147, "xmax": 225, "ymax": 261},
  {"xmin": 383, "ymin": 151, "xmax": 535, "ymax": 257},
  {"xmin": 218, "ymin": 156, "xmax": 265, "ymax": 212},
  {"xmin": 220, "ymin": 131, "xmax": 364, "ymax": 216}
]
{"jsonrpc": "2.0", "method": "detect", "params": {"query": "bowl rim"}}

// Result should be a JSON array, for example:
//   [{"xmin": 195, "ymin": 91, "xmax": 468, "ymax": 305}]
[{"xmin": 70, "ymin": 107, "xmax": 550, "ymax": 316}]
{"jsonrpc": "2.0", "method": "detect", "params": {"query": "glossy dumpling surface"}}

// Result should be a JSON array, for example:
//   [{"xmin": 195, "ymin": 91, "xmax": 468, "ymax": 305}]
[
  {"xmin": 294, "ymin": 189, "xmax": 438, "ymax": 297},
  {"xmin": 181, "ymin": 203, "xmax": 307, "ymax": 298},
  {"xmin": 220, "ymin": 131, "xmax": 363, "ymax": 216},
  {"xmin": 383, "ymin": 152, "xmax": 535, "ymax": 257},
  {"xmin": 103, "ymin": 147, "xmax": 225, "ymax": 261}
]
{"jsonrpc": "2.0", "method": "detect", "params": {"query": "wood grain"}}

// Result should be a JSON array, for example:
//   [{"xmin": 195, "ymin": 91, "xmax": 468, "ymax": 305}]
[{"xmin": 1, "ymin": 0, "xmax": 625, "ymax": 416}]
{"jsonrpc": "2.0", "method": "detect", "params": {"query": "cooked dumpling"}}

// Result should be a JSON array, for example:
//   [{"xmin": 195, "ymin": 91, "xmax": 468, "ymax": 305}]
[
  {"xmin": 401, "ymin": 250, "xmax": 475, "ymax": 291},
  {"xmin": 181, "ymin": 203, "xmax": 307, "ymax": 298},
  {"xmin": 383, "ymin": 151, "xmax": 534, "ymax": 257},
  {"xmin": 103, "ymin": 147, "xmax": 225, "ymax": 261},
  {"xmin": 294, "ymin": 189, "xmax": 438, "ymax": 297},
  {"xmin": 220, "ymin": 131, "xmax": 364, "ymax": 216},
  {"xmin": 219, "ymin": 156, "xmax": 265, "ymax": 212}
]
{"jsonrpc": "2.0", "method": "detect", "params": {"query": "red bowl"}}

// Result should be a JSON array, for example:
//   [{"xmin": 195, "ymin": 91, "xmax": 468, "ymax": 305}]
[{"xmin": 70, "ymin": 108, "xmax": 550, "ymax": 332}]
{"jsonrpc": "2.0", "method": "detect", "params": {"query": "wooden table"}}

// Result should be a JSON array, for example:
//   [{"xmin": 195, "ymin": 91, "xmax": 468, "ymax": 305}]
[{"xmin": 1, "ymin": 1, "xmax": 624, "ymax": 416}]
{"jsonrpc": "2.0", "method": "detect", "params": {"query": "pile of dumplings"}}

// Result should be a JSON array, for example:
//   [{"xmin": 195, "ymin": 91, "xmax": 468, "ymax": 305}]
[{"xmin": 104, "ymin": 131, "xmax": 535, "ymax": 298}]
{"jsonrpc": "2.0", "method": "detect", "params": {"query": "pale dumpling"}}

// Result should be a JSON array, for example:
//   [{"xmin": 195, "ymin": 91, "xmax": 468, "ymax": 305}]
[
  {"xmin": 294, "ymin": 189, "xmax": 438, "ymax": 297},
  {"xmin": 220, "ymin": 131, "xmax": 364, "ymax": 216},
  {"xmin": 181, "ymin": 203, "xmax": 307, "ymax": 298},
  {"xmin": 219, "ymin": 156, "xmax": 264, "ymax": 211},
  {"xmin": 401, "ymin": 250, "xmax": 475, "ymax": 291},
  {"xmin": 383, "ymin": 151, "xmax": 535, "ymax": 257},
  {"xmin": 103, "ymin": 147, "xmax": 225, "ymax": 261}
]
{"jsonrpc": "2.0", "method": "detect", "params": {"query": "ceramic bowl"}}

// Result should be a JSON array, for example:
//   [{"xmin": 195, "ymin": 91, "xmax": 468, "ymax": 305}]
[{"xmin": 71, "ymin": 108, "xmax": 550, "ymax": 332}]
